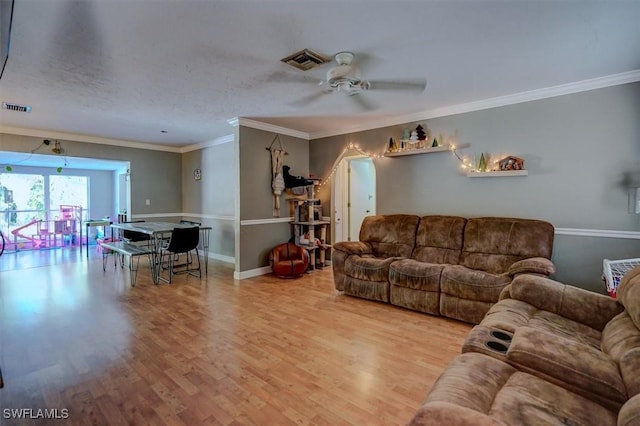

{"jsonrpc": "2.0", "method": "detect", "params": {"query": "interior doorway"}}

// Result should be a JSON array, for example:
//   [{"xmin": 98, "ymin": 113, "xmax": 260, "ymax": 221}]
[{"xmin": 333, "ymin": 155, "xmax": 376, "ymax": 242}]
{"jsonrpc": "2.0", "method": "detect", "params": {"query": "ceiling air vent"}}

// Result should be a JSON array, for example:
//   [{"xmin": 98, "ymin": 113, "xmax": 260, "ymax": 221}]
[
  {"xmin": 2, "ymin": 102, "xmax": 31, "ymax": 112},
  {"xmin": 281, "ymin": 49, "xmax": 330, "ymax": 71}
]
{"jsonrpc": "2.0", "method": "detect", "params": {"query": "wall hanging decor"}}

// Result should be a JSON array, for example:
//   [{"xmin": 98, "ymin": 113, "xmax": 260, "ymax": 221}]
[{"xmin": 266, "ymin": 135, "xmax": 288, "ymax": 217}]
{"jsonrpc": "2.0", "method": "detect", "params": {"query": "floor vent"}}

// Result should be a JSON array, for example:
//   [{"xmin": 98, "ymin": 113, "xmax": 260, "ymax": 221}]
[
  {"xmin": 2, "ymin": 102, "xmax": 32, "ymax": 112},
  {"xmin": 281, "ymin": 49, "xmax": 330, "ymax": 71}
]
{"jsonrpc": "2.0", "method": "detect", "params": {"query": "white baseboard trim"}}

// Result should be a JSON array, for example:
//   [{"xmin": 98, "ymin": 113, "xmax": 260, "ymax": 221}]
[
  {"xmin": 207, "ymin": 252, "xmax": 235, "ymax": 264},
  {"xmin": 233, "ymin": 266, "xmax": 272, "ymax": 280},
  {"xmin": 555, "ymin": 228, "xmax": 640, "ymax": 240}
]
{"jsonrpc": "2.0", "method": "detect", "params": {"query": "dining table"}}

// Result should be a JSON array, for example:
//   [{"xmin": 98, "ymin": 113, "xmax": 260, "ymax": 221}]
[{"xmin": 109, "ymin": 221, "xmax": 211, "ymax": 284}]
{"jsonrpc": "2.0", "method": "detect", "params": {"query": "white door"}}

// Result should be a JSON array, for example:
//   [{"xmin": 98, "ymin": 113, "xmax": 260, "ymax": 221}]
[
  {"xmin": 117, "ymin": 166, "xmax": 131, "ymax": 221},
  {"xmin": 348, "ymin": 158, "xmax": 376, "ymax": 241}
]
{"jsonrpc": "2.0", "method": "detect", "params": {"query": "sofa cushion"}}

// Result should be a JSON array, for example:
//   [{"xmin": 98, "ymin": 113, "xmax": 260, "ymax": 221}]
[
  {"xmin": 620, "ymin": 347, "xmax": 640, "ymax": 399},
  {"xmin": 440, "ymin": 295, "xmax": 493, "ymax": 325},
  {"xmin": 507, "ymin": 274, "xmax": 623, "ymax": 332},
  {"xmin": 601, "ymin": 312, "xmax": 640, "ymax": 398},
  {"xmin": 460, "ymin": 217, "xmax": 554, "ymax": 274},
  {"xmin": 601, "ymin": 311, "xmax": 640, "ymax": 363},
  {"xmin": 388, "ymin": 259, "xmax": 443, "ymax": 315},
  {"xmin": 359, "ymin": 214, "xmax": 420, "ymax": 258},
  {"xmin": 343, "ymin": 276, "xmax": 389, "ymax": 302},
  {"xmin": 409, "ymin": 353, "xmax": 616, "ymax": 426},
  {"xmin": 390, "ymin": 285, "xmax": 440, "ymax": 315},
  {"xmin": 441, "ymin": 265, "xmax": 511, "ymax": 303},
  {"xmin": 345, "ymin": 255, "xmax": 401, "ymax": 282},
  {"xmin": 617, "ymin": 265, "xmax": 640, "ymax": 330},
  {"xmin": 412, "ymin": 215, "xmax": 466, "ymax": 264},
  {"xmin": 507, "ymin": 326, "xmax": 627, "ymax": 409},
  {"xmin": 481, "ymin": 298, "xmax": 602, "ymax": 349},
  {"xmin": 389, "ymin": 259, "xmax": 443, "ymax": 292}
]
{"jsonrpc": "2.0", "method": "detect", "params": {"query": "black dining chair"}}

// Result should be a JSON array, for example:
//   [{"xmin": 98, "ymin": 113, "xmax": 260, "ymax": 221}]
[
  {"xmin": 159, "ymin": 226, "xmax": 201, "ymax": 283},
  {"xmin": 121, "ymin": 220, "xmax": 151, "ymax": 245}
]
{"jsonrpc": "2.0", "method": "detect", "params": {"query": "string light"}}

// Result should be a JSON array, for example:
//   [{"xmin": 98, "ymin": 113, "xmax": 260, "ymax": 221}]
[
  {"xmin": 450, "ymin": 144, "xmax": 476, "ymax": 171},
  {"xmin": 1, "ymin": 139, "xmax": 67, "ymax": 173},
  {"xmin": 318, "ymin": 138, "xmax": 511, "ymax": 187},
  {"xmin": 317, "ymin": 142, "xmax": 386, "ymax": 188}
]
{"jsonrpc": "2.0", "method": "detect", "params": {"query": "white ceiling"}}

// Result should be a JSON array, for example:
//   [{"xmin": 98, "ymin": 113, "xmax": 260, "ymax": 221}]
[{"xmin": 0, "ymin": 0, "xmax": 639, "ymax": 148}]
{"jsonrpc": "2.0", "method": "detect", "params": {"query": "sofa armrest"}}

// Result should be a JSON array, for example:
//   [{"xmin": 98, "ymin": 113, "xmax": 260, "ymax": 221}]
[
  {"xmin": 509, "ymin": 274, "xmax": 624, "ymax": 331},
  {"xmin": 619, "ymin": 394, "xmax": 640, "ymax": 426},
  {"xmin": 507, "ymin": 257, "xmax": 556, "ymax": 276},
  {"xmin": 333, "ymin": 241, "xmax": 372, "ymax": 256}
]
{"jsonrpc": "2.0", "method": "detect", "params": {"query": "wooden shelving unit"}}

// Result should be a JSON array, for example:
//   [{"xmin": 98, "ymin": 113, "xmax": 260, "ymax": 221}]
[
  {"xmin": 466, "ymin": 170, "xmax": 528, "ymax": 178},
  {"xmin": 383, "ymin": 143, "xmax": 470, "ymax": 157}
]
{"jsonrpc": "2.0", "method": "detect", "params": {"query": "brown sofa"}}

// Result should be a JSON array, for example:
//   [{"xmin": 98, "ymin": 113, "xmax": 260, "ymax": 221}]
[
  {"xmin": 332, "ymin": 214, "xmax": 555, "ymax": 324},
  {"xmin": 409, "ymin": 266, "xmax": 640, "ymax": 425}
]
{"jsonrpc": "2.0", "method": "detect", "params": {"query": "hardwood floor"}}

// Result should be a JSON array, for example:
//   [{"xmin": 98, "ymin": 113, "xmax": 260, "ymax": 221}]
[{"xmin": 0, "ymin": 250, "xmax": 471, "ymax": 425}]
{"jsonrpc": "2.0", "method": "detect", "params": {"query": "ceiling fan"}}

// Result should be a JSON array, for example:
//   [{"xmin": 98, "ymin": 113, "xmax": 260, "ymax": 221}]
[{"xmin": 281, "ymin": 51, "xmax": 427, "ymax": 110}]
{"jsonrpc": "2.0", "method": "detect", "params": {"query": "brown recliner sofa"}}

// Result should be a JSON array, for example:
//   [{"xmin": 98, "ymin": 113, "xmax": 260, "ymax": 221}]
[
  {"xmin": 409, "ymin": 266, "xmax": 640, "ymax": 425},
  {"xmin": 332, "ymin": 214, "xmax": 555, "ymax": 324}
]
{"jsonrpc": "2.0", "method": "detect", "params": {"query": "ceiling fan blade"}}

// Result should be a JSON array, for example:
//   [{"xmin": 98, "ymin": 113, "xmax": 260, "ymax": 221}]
[
  {"xmin": 290, "ymin": 91, "xmax": 328, "ymax": 107},
  {"xmin": 367, "ymin": 78, "xmax": 427, "ymax": 92},
  {"xmin": 350, "ymin": 94, "xmax": 376, "ymax": 111}
]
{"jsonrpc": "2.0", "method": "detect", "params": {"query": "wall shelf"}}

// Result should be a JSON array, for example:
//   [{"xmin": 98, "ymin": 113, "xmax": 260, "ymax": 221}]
[
  {"xmin": 466, "ymin": 170, "xmax": 528, "ymax": 178},
  {"xmin": 383, "ymin": 143, "xmax": 470, "ymax": 157}
]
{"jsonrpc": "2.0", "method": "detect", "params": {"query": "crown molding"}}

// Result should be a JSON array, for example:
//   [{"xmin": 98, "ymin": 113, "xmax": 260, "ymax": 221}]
[
  {"xmin": 0, "ymin": 125, "xmax": 182, "ymax": 152},
  {"xmin": 227, "ymin": 117, "xmax": 310, "ymax": 140},
  {"xmin": 308, "ymin": 70, "xmax": 640, "ymax": 140},
  {"xmin": 180, "ymin": 134, "xmax": 235, "ymax": 153}
]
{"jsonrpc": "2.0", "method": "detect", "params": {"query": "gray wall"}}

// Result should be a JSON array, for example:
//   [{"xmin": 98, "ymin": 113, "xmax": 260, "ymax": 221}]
[
  {"xmin": 0, "ymin": 133, "xmax": 182, "ymax": 216},
  {"xmin": 237, "ymin": 126, "xmax": 309, "ymax": 272},
  {"xmin": 310, "ymin": 82, "xmax": 640, "ymax": 293},
  {"xmin": 182, "ymin": 142, "xmax": 236, "ymax": 260}
]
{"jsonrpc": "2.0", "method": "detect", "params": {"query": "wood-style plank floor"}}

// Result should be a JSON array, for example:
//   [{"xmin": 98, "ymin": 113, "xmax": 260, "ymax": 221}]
[{"xmin": 0, "ymin": 249, "xmax": 471, "ymax": 425}]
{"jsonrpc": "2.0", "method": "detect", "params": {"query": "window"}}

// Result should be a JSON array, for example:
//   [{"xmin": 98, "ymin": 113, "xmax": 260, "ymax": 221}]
[
  {"xmin": 0, "ymin": 173, "xmax": 45, "ymax": 230},
  {"xmin": 49, "ymin": 176, "xmax": 88, "ymax": 217},
  {"xmin": 0, "ymin": 173, "xmax": 89, "ymax": 249}
]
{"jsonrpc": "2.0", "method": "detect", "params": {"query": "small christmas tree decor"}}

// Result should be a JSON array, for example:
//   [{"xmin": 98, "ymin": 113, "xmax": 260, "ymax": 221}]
[
  {"xmin": 432, "ymin": 137, "xmax": 438, "ymax": 148},
  {"xmin": 478, "ymin": 153, "xmax": 487, "ymax": 172},
  {"xmin": 415, "ymin": 125, "xmax": 426, "ymax": 141}
]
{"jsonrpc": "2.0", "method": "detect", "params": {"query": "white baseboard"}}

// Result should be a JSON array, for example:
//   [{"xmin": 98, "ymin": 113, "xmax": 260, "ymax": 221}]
[
  {"xmin": 233, "ymin": 266, "xmax": 272, "ymax": 280},
  {"xmin": 207, "ymin": 252, "xmax": 235, "ymax": 264}
]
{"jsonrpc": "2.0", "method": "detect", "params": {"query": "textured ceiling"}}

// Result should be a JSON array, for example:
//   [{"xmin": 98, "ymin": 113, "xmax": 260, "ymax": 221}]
[{"xmin": 0, "ymin": 0, "xmax": 639, "ymax": 148}]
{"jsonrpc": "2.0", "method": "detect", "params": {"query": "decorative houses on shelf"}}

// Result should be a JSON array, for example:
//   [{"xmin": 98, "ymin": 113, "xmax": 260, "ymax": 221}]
[{"xmin": 498, "ymin": 156, "xmax": 525, "ymax": 171}]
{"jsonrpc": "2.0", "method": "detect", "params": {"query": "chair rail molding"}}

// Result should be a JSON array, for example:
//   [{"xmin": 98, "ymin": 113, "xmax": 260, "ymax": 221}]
[
  {"xmin": 555, "ymin": 228, "xmax": 640, "ymax": 240},
  {"xmin": 240, "ymin": 217, "xmax": 293, "ymax": 226}
]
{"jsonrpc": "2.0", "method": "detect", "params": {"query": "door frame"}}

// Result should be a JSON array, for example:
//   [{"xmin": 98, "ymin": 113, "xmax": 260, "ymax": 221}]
[{"xmin": 331, "ymin": 154, "xmax": 376, "ymax": 243}]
